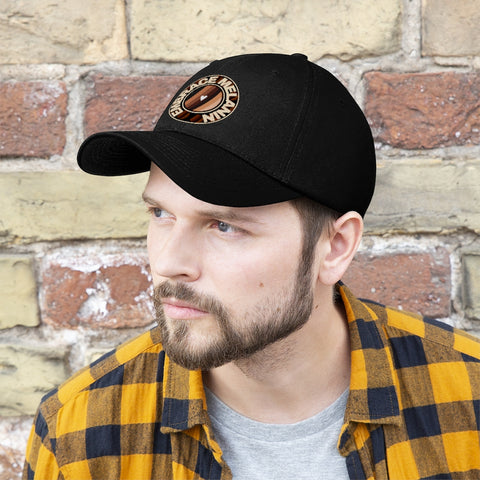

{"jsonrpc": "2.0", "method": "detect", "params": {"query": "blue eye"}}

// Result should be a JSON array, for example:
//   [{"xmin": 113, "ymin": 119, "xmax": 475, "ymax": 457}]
[
  {"xmin": 217, "ymin": 221, "xmax": 233, "ymax": 233},
  {"xmin": 147, "ymin": 207, "xmax": 170, "ymax": 219}
]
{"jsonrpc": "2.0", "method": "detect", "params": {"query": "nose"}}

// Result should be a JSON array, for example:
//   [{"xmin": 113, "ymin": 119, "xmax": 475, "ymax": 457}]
[{"xmin": 148, "ymin": 222, "xmax": 201, "ymax": 283}]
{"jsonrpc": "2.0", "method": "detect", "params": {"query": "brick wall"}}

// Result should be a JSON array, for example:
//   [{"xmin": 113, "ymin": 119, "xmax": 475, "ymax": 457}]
[{"xmin": 1, "ymin": 0, "xmax": 480, "ymax": 476}]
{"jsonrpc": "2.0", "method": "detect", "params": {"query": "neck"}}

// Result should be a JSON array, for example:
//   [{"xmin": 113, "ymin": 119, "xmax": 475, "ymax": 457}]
[{"xmin": 203, "ymin": 289, "xmax": 350, "ymax": 424}]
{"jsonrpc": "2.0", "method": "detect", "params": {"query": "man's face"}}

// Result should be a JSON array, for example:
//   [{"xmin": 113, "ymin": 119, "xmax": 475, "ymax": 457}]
[{"xmin": 144, "ymin": 164, "xmax": 316, "ymax": 370}]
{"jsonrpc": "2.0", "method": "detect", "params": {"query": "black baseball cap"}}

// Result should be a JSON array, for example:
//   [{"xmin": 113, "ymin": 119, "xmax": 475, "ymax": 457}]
[{"xmin": 78, "ymin": 53, "xmax": 376, "ymax": 216}]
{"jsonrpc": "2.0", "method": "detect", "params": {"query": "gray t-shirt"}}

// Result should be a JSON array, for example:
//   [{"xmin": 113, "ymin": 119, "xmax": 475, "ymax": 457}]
[{"xmin": 205, "ymin": 387, "xmax": 349, "ymax": 480}]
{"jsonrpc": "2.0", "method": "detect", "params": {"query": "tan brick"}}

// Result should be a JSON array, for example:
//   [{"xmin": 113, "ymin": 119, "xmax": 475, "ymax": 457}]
[
  {"xmin": 0, "ymin": 81, "xmax": 67, "ymax": 157},
  {"xmin": 0, "ymin": 344, "xmax": 67, "ymax": 416},
  {"xmin": 85, "ymin": 347, "xmax": 116, "ymax": 365},
  {"xmin": 365, "ymin": 72, "xmax": 480, "ymax": 149},
  {"xmin": 0, "ymin": 0, "xmax": 127, "ymax": 64},
  {"xmin": 85, "ymin": 76, "xmax": 189, "ymax": 136},
  {"xmin": 0, "ymin": 255, "xmax": 39, "ymax": 329},
  {"xmin": 365, "ymin": 159, "xmax": 480, "ymax": 234},
  {"xmin": 462, "ymin": 254, "xmax": 480, "ymax": 320},
  {"xmin": 343, "ymin": 249, "xmax": 451, "ymax": 318},
  {"xmin": 0, "ymin": 171, "xmax": 149, "ymax": 244},
  {"xmin": 423, "ymin": 0, "xmax": 480, "ymax": 56},
  {"xmin": 41, "ymin": 255, "xmax": 154, "ymax": 329},
  {"xmin": 130, "ymin": 0, "xmax": 401, "ymax": 61}
]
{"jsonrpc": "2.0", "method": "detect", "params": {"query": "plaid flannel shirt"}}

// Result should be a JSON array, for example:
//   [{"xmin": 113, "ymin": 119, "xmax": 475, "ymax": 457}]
[{"xmin": 24, "ymin": 283, "xmax": 480, "ymax": 480}]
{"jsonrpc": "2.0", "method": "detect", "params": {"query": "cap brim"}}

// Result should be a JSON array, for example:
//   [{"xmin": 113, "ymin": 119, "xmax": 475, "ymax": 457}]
[{"xmin": 77, "ymin": 130, "xmax": 301, "ymax": 207}]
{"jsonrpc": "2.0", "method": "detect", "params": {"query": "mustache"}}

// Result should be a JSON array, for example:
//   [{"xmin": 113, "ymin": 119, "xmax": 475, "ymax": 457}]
[{"xmin": 153, "ymin": 281, "xmax": 229, "ymax": 318}]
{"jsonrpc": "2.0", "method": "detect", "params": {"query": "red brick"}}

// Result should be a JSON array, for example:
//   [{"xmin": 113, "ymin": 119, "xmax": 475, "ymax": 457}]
[
  {"xmin": 365, "ymin": 72, "xmax": 480, "ymax": 149},
  {"xmin": 84, "ymin": 75, "xmax": 188, "ymax": 135},
  {"xmin": 342, "ymin": 249, "xmax": 451, "ymax": 318},
  {"xmin": 41, "ymin": 259, "xmax": 153, "ymax": 329},
  {"xmin": 42, "ymin": 266, "xmax": 95, "ymax": 328},
  {"xmin": 0, "ymin": 81, "xmax": 67, "ymax": 157}
]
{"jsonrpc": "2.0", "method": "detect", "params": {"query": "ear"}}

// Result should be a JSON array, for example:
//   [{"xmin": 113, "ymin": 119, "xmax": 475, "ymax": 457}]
[{"xmin": 316, "ymin": 211, "xmax": 363, "ymax": 286}]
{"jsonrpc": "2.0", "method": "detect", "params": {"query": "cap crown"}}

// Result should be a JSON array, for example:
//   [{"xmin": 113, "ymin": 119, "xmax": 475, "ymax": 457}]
[{"xmin": 154, "ymin": 53, "xmax": 375, "ymax": 214}]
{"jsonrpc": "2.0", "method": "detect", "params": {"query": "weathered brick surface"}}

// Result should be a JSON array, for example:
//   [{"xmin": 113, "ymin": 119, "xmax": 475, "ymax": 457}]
[
  {"xmin": 0, "ymin": 255, "xmax": 39, "ymax": 329},
  {"xmin": 0, "ymin": 444, "xmax": 23, "ymax": 479},
  {"xmin": 0, "ymin": 81, "xmax": 67, "ymax": 157},
  {"xmin": 41, "ymin": 255, "xmax": 154, "ymax": 328},
  {"xmin": 0, "ymin": 172, "xmax": 149, "ymax": 244},
  {"xmin": 85, "ymin": 76, "xmax": 188, "ymax": 136},
  {"xmin": 0, "ymin": 0, "xmax": 127, "ymax": 64},
  {"xmin": 365, "ymin": 159, "xmax": 480, "ymax": 234},
  {"xmin": 462, "ymin": 254, "xmax": 480, "ymax": 320},
  {"xmin": 130, "ymin": 0, "xmax": 401, "ymax": 61},
  {"xmin": 0, "ymin": 344, "xmax": 67, "ymax": 416},
  {"xmin": 343, "ymin": 249, "xmax": 451, "ymax": 318},
  {"xmin": 365, "ymin": 72, "xmax": 480, "ymax": 149},
  {"xmin": 0, "ymin": 418, "xmax": 30, "ymax": 480},
  {"xmin": 423, "ymin": 0, "xmax": 480, "ymax": 56}
]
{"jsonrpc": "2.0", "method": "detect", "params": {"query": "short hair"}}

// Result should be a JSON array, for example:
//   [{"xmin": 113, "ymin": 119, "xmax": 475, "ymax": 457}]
[{"xmin": 290, "ymin": 197, "xmax": 341, "ymax": 278}]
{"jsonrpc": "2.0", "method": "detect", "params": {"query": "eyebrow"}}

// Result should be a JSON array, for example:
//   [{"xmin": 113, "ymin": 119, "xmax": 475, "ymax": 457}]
[
  {"xmin": 198, "ymin": 208, "xmax": 263, "ymax": 225},
  {"xmin": 142, "ymin": 193, "xmax": 161, "ymax": 206},
  {"xmin": 142, "ymin": 193, "xmax": 263, "ymax": 225}
]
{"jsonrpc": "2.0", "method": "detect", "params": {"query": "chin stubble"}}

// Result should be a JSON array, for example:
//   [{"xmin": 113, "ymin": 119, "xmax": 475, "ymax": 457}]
[{"xmin": 153, "ymin": 259, "xmax": 315, "ymax": 371}]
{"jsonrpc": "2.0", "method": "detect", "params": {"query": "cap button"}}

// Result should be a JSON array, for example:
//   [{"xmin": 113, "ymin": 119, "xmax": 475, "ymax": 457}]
[{"xmin": 291, "ymin": 53, "xmax": 308, "ymax": 60}]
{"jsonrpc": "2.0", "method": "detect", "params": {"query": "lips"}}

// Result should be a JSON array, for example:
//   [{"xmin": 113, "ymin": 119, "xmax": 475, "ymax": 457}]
[{"xmin": 161, "ymin": 298, "xmax": 208, "ymax": 320}]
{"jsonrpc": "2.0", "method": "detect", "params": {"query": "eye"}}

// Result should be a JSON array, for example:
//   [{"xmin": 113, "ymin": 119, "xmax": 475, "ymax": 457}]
[
  {"xmin": 147, "ymin": 207, "xmax": 171, "ymax": 219},
  {"xmin": 214, "ymin": 221, "xmax": 246, "ymax": 235},
  {"xmin": 152, "ymin": 207, "xmax": 165, "ymax": 218},
  {"xmin": 217, "ymin": 221, "xmax": 234, "ymax": 233}
]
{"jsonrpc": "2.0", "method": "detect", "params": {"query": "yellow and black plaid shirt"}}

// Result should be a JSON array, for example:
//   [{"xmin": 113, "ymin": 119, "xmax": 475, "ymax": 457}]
[{"xmin": 24, "ymin": 283, "xmax": 480, "ymax": 479}]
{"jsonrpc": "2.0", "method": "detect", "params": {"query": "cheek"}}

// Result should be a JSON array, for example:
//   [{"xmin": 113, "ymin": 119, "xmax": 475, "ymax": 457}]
[{"xmin": 207, "ymin": 244, "xmax": 300, "ymax": 301}]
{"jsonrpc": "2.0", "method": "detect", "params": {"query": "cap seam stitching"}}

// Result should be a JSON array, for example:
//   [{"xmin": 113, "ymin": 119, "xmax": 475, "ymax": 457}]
[{"xmin": 279, "ymin": 61, "xmax": 314, "ymax": 182}]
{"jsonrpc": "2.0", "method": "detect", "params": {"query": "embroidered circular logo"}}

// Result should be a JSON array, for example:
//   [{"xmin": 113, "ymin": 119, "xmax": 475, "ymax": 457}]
[{"xmin": 168, "ymin": 75, "xmax": 239, "ymax": 124}]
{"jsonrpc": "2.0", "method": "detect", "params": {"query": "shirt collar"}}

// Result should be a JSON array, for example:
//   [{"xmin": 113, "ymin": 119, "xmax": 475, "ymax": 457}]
[
  {"xmin": 160, "ymin": 354, "xmax": 207, "ymax": 433},
  {"xmin": 159, "ymin": 353, "xmax": 225, "ymax": 466},
  {"xmin": 338, "ymin": 282, "xmax": 401, "ymax": 426}
]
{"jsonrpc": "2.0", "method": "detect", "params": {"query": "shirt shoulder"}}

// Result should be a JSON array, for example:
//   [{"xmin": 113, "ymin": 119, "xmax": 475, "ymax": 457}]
[
  {"xmin": 39, "ymin": 326, "xmax": 165, "ymax": 423},
  {"xmin": 364, "ymin": 299, "xmax": 480, "ymax": 362},
  {"xmin": 336, "ymin": 284, "xmax": 480, "ymax": 479}
]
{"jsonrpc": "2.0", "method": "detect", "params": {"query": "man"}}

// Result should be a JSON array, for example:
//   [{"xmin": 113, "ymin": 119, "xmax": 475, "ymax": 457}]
[{"xmin": 24, "ymin": 53, "xmax": 480, "ymax": 479}]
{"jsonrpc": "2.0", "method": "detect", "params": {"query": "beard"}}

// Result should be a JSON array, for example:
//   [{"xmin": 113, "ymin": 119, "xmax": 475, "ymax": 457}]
[{"xmin": 153, "ymin": 255, "xmax": 315, "ymax": 371}]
